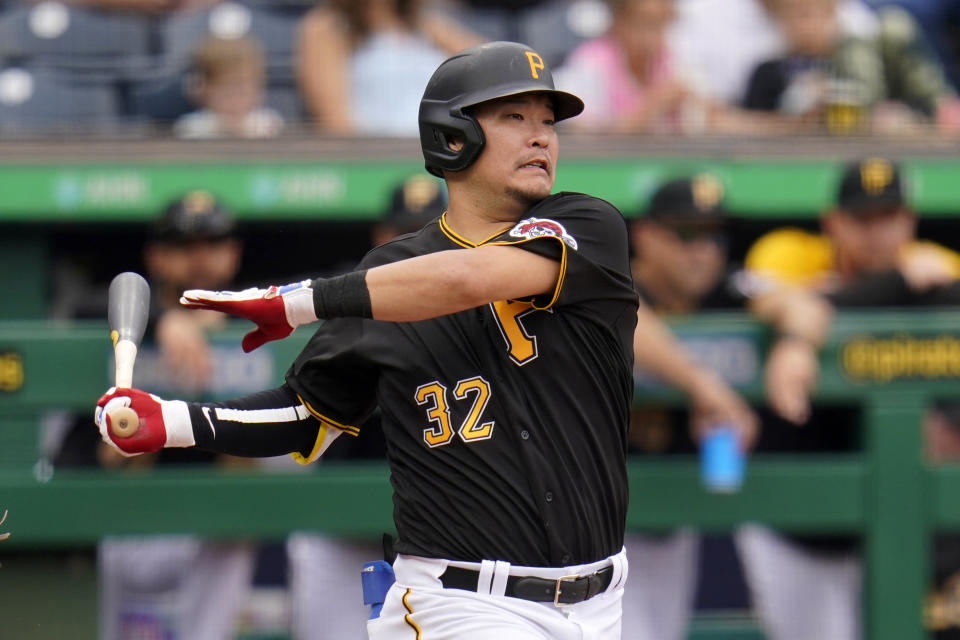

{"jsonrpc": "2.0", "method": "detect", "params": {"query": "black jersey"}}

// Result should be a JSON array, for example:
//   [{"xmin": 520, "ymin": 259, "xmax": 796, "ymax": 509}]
[{"xmin": 287, "ymin": 192, "xmax": 638, "ymax": 567}]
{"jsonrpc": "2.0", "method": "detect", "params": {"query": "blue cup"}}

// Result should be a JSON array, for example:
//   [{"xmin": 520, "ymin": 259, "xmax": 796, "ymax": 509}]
[{"xmin": 700, "ymin": 425, "xmax": 744, "ymax": 493}]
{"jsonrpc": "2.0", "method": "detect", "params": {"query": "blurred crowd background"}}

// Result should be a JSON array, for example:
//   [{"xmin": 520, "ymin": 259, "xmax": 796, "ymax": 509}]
[
  {"xmin": 0, "ymin": 0, "xmax": 957, "ymax": 139},
  {"xmin": 3, "ymin": 1, "xmax": 960, "ymax": 640}
]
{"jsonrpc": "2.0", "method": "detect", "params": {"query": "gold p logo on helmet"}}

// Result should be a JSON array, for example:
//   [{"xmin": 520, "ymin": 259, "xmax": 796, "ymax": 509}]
[
  {"xmin": 692, "ymin": 174, "xmax": 724, "ymax": 210},
  {"xmin": 860, "ymin": 158, "xmax": 894, "ymax": 195},
  {"xmin": 524, "ymin": 51, "xmax": 544, "ymax": 79},
  {"xmin": 182, "ymin": 190, "xmax": 216, "ymax": 216}
]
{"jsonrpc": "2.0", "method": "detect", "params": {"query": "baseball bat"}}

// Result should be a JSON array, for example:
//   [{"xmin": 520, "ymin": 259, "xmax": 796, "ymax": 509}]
[{"xmin": 107, "ymin": 271, "xmax": 150, "ymax": 438}]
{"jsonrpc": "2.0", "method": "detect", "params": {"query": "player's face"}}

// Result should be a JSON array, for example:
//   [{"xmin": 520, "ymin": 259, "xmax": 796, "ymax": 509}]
[
  {"xmin": 774, "ymin": 0, "xmax": 838, "ymax": 56},
  {"xmin": 643, "ymin": 221, "xmax": 727, "ymax": 301},
  {"xmin": 146, "ymin": 238, "xmax": 242, "ymax": 291},
  {"xmin": 825, "ymin": 206, "xmax": 915, "ymax": 273},
  {"xmin": 469, "ymin": 94, "xmax": 559, "ymax": 211},
  {"xmin": 201, "ymin": 68, "xmax": 264, "ymax": 120},
  {"xmin": 613, "ymin": 0, "xmax": 675, "ymax": 62}
]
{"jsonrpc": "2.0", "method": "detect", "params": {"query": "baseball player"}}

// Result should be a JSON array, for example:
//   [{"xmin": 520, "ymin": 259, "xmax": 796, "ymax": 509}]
[{"xmin": 95, "ymin": 41, "xmax": 638, "ymax": 639}]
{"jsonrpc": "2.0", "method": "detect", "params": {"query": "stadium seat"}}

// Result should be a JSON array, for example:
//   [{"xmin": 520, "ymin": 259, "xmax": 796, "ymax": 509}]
[
  {"xmin": 432, "ymin": 0, "xmax": 602, "ymax": 67},
  {"xmin": 124, "ymin": 68, "xmax": 304, "ymax": 127},
  {"xmin": 234, "ymin": 0, "xmax": 315, "ymax": 18},
  {"xmin": 124, "ymin": 71, "xmax": 194, "ymax": 125},
  {"xmin": 265, "ymin": 81, "xmax": 305, "ymax": 121},
  {"xmin": 159, "ymin": 2, "xmax": 300, "ymax": 77},
  {"xmin": 433, "ymin": 3, "xmax": 515, "ymax": 43},
  {"xmin": 0, "ymin": 67, "xmax": 119, "ymax": 134},
  {"xmin": 0, "ymin": 3, "xmax": 153, "ymax": 77},
  {"xmin": 519, "ymin": 0, "xmax": 607, "ymax": 67}
]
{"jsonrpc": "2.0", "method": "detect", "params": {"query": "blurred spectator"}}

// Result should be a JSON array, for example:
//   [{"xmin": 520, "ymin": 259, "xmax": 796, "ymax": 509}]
[
  {"xmin": 741, "ymin": 0, "xmax": 960, "ymax": 135},
  {"xmin": 866, "ymin": 0, "xmax": 960, "ymax": 92},
  {"xmin": 669, "ymin": 0, "xmax": 879, "ymax": 108},
  {"xmin": 737, "ymin": 157, "xmax": 960, "ymax": 640},
  {"xmin": 871, "ymin": 4, "xmax": 960, "ymax": 134},
  {"xmin": 173, "ymin": 35, "xmax": 283, "ymax": 139},
  {"xmin": 286, "ymin": 174, "xmax": 446, "ymax": 640},
  {"xmin": 625, "ymin": 174, "xmax": 757, "ymax": 638},
  {"xmin": 741, "ymin": 0, "xmax": 887, "ymax": 134},
  {"xmin": 556, "ymin": 0, "xmax": 710, "ymax": 134},
  {"xmin": 370, "ymin": 172, "xmax": 448, "ymax": 247},
  {"xmin": 141, "ymin": 190, "xmax": 243, "ymax": 392},
  {"xmin": 295, "ymin": 0, "xmax": 483, "ymax": 135},
  {"xmin": 94, "ymin": 191, "xmax": 256, "ymax": 640}
]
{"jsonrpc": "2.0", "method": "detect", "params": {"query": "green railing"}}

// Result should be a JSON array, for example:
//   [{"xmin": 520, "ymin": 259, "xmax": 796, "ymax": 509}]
[
  {"xmin": 3, "ymin": 312, "xmax": 960, "ymax": 639},
  {"xmin": 2, "ymin": 136, "xmax": 960, "ymax": 220}
]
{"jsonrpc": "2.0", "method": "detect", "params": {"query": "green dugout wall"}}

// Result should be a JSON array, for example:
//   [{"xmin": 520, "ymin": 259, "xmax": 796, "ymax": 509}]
[
  {"xmin": 3, "ymin": 136, "xmax": 960, "ymax": 637},
  {"xmin": 2, "ymin": 311, "xmax": 960, "ymax": 639},
  {"xmin": 3, "ymin": 135, "xmax": 960, "ymax": 318}
]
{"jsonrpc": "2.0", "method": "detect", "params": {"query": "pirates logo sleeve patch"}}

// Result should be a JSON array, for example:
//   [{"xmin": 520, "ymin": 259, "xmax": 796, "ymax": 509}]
[{"xmin": 508, "ymin": 218, "xmax": 579, "ymax": 250}]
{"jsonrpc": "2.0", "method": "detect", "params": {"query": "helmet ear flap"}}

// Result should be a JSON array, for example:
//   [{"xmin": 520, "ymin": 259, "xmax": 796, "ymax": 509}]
[{"xmin": 420, "ymin": 100, "xmax": 486, "ymax": 177}]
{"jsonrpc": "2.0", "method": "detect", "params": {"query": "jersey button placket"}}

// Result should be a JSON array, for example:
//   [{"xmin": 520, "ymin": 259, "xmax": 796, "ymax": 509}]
[
  {"xmin": 520, "ymin": 430, "xmax": 530, "ymax": 440},
  {"xmin": 544, "ymin": 491, "xmax": 553, "ymax": 503}
]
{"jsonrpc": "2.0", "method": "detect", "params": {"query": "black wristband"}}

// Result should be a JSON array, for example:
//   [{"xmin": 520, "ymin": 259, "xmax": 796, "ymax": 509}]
[{"xmin": 311, "ymin": 269, "xmax": 373, "ymax": 319}]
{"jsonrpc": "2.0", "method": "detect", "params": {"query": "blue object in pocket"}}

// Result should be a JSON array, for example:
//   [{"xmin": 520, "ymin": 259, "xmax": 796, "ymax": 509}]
[{"xmin": 361, "ymin": 560, "xmax": 396, "ymax": 619}]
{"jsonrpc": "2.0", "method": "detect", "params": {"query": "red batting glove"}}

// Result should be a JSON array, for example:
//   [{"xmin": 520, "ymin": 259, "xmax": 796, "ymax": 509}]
[
  {"xmin": 95, "ymin": 387, "xmax": 195, "ymax": 456},
  {"xmin": 179, "ymin": 280, "xmax": 318, "ymax": 352}
]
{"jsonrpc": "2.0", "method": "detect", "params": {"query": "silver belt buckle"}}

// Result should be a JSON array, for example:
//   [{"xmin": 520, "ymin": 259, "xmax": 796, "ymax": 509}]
[{"xmin": 553, "ymin": 574, "xmax": 579, "ymax": 607}]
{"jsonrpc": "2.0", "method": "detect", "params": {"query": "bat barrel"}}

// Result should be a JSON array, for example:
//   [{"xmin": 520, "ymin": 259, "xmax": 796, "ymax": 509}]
[{"xmin": 108, "ymin": 272, "xmax": 150, "ymax": 347}]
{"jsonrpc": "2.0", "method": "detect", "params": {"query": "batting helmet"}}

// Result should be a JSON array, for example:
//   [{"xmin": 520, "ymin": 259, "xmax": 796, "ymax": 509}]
[{"xmin": 419, "ymin": 41, "xmax": 584, "ymax": 178}]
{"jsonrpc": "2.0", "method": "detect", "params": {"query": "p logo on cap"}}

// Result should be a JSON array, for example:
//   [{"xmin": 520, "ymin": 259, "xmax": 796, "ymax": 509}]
[
  {"xmin": 525, "ymin": 51, "xmax": 545, "ymax": 79},
  {"xmin": 860, "ymin": 158, "xmax": 894, "ymax": 195}
]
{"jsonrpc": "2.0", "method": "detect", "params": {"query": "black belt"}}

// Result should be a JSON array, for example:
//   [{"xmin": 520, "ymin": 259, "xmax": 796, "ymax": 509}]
[{"xmin": 439, "ymin": 564, "xmax": 614, "ymax": 606}]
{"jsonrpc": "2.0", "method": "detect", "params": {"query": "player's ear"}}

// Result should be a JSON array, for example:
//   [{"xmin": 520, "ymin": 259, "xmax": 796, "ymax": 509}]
[{"xmin": 447, "ymin": 135, "xmax": 464, "ymax": 152}]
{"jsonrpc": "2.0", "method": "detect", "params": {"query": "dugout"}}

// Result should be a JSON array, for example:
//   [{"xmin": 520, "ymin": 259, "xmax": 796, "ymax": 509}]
[{"xmin": 3, "ymin": 135, "xmax": 960, "ymax": 639}]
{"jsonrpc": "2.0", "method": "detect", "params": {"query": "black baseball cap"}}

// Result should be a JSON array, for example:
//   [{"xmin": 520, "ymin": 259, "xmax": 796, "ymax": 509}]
[
  {"xmin": 644, "ymin": 174, "xmax": 727, "ymax": 224},
  {"xmin": 152, "ymin": 190, "xmax": 236, "ymax": 243},
  {"xmin": 383, "ymin": 175, "xmax": 447, "ymax": 234},
  {"xmin": 836, "ymin": 158, "xmax": 906, "ymax": 215}
]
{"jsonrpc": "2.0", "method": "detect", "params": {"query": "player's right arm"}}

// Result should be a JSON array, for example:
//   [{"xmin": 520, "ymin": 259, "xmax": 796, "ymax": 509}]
[
  {"xmin": 742, "ymin": 229, "xmax": 834, "ymax": 424},
  {"xmin": 95, "ymin": 384, "xmax": 336, "ymax": 463},
  {"xmin": 633, "ymin": 302, "xmax": 757, "ymax": 450}
]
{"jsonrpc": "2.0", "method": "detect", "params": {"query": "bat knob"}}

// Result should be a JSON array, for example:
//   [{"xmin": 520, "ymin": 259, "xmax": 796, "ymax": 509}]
[{"xmin": 108, "ymin": 406, "xmax": 140, "ymax": 438}]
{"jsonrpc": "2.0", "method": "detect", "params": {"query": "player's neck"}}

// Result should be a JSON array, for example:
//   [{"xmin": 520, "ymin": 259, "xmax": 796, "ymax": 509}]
[{"xmin": 445, "ymin": 195, "xmax": 524, "ymax": 245}]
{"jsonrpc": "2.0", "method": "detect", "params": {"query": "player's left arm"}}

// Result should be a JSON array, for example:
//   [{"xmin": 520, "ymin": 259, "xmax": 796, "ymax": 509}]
[
  {"xmin": 365, "ymin": 245, "xmax": 560, "ymax": 321},
  {"xmin": 181, "ymin": 245, "xmax": 560, "ymax": 351}
]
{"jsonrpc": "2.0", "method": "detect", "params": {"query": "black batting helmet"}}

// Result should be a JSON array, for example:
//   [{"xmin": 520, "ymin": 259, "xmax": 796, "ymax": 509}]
[{"xmin": 418, "ymin": 41, "xmax": 584, "ymax": 178}]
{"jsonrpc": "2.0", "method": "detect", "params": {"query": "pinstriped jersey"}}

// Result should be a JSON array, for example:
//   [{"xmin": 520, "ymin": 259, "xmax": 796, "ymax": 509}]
[{"xmin": 287, "ymin": 192, "xmax": 638, "ymax": 567}]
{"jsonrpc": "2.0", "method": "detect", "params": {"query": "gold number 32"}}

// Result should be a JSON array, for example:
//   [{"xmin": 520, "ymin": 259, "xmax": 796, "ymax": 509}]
[{"xmin": 415, "ymin": 376, "xmax": 495, "ymax": 448}]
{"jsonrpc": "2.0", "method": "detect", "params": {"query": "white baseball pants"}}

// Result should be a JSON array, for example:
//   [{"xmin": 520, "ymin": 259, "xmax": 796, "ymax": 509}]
[{"xmin": 368, "ymin": 549, "xmax": 628, "ymax": 640}]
